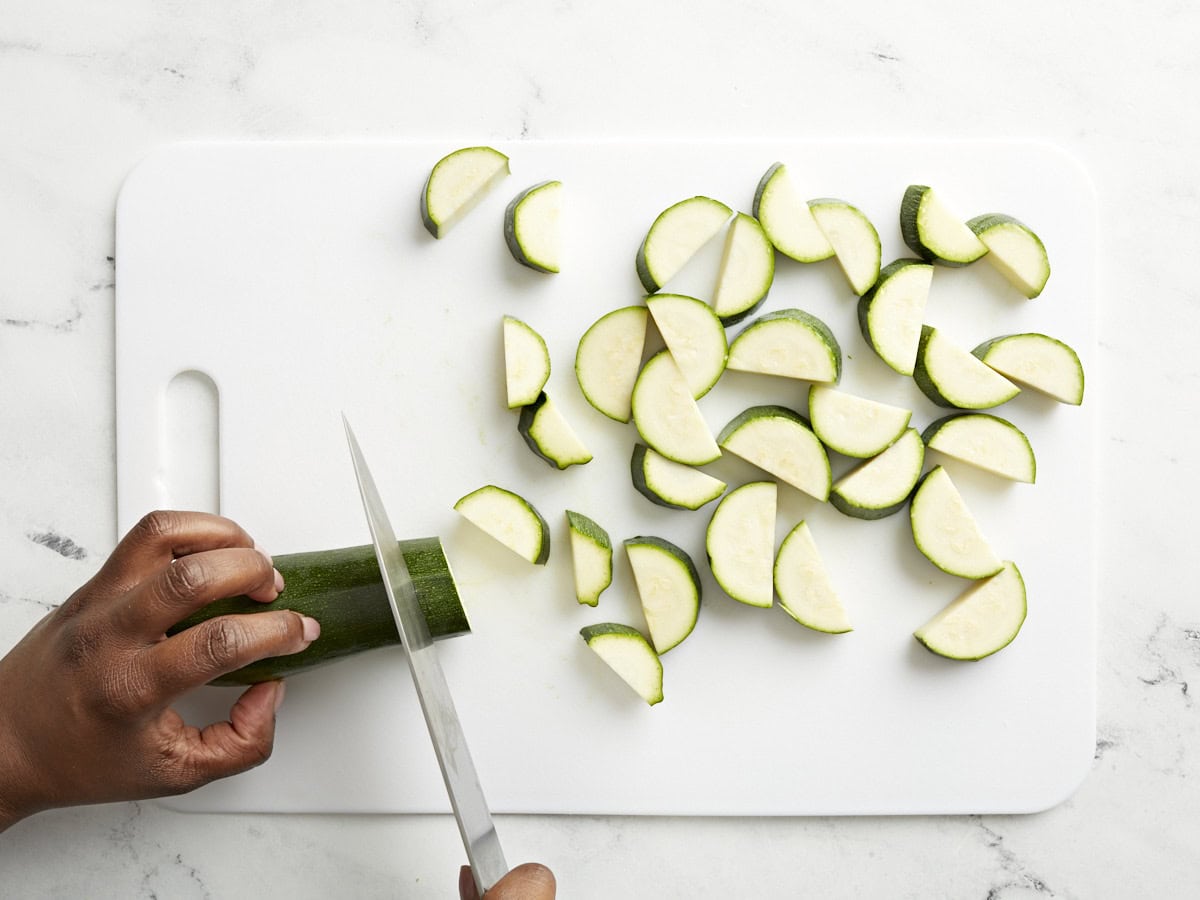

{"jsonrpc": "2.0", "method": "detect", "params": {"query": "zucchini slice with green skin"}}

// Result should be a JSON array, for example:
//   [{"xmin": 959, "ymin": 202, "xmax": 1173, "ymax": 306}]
[
  {"xmin": 636, "ymin": 196, "xmax": 733, "ymax": 293},
  {"xmin": 454, "ymin": 484, "xmax": 550, "ymax": 565},
  {"xmin": 856, "ymin": 258, "xmax": 933, "ymax": 376},
  {"xmin": 774, "ymin": 521, "xmax": 851, "ymax": 634},
  {"xmin": 504, "ymin": 180, "xmax": 562, "ymax": 273},
  {"xmin": 914, "ymin": 325, "xmax": 1020, "ymax": 410},
  {"xmin": 172, "ymin": 539, "xmax": 469, "ymax": 685},
  {"xmin": 922, "ymin": 413, "xmax": 1036, "ymax": 484},
  {"xmin": 566, "ymin": 510, "xmax": 613, "ymax": 607},
  {"xmin": 503, "ymin": 315, "xmax": 551, "ymax": 408},
  {"xmin": 625, "ymin": 536, "xmax": 702, "ymax": 654},
  {"xmin": 967, "ymin": 213, "xmax": 1050, "ymax": 298},
  {"xmin": 575, "ymin": 306, "xmax": 649, "ymax": 423},
  {"xmin": 711, "ymin": 212, "xmax": 775, "ymax": 325},
  {"xmin": 645, "ymin": 293, "xmax": 728, "ymax": 399},
  {"xmin": 630, "ymin": 443, "xmax": 727, "ymax": 511},
  {"xmin": 914, "ymin": 561, "xmax": 1027, "ymax": 660},
  {"xmin": 718, "ymin": 406, "xmax": 831, "ymax": 502},
  {"xmin": 808, "ymin": 385, "xmax": 912, "ymax": 459},
  {"xmin": 830, "ymin": 428, "xmax": 925, "ymax": 520},
  {"xmin": 899, "ymin": 185, "xmax": 987, "ymax": 266},
  {"xmin": 631, "ymin": 349, "xmax": 721, "ymax": 466},
  {"xmin": 972, "ymin": 332, "xmax": 1085, "ymax": 406},
  {"xmin": 706, "ymin": 480, "xmax": 778, "ymax": 608},
  {"xmin": 909, "ymin": 466, "xmax": 1004, "ymax": 579},
  {"xmin": 518, "ymin": 392, "xmax": 593, "ymax": 470},
  {"xmin": 752, "ymin": 162, "xmax": 835, "ymax": 263},
  {"xmin": 808, "ymin": 198, "xmax": 881, "ymax": 295},
  {"xmin": 726, "ymin": 308, "xmax": 841, "ymax": 384},
  {"xmin": 421, "ymin": 146, "xmax": 510, "ymax": 239},
  {"xmin": 580, "ymin": 623, "xmax": 664, "ymax": 706}
]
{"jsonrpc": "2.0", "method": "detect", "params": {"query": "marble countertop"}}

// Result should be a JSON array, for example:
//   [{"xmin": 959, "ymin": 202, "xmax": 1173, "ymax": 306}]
[{"xmin": 1, "ymin": 2, "xmax": 1197, "ymax": 897}]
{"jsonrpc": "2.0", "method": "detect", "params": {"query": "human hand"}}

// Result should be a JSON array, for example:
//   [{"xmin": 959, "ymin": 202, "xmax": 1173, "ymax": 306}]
[
  {"xmin": 0, "ymin": 511, "xmax": 320, "ymax": 831},
  {"xmin": 459, "ymin": 862, "xmax": 557, "ymax": 899}
]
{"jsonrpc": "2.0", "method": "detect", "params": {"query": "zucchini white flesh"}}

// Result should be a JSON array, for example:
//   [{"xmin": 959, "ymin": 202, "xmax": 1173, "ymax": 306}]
[
  {"xmin": 711, "ymin": 212, "xmax": 775, "ymax": 325},
  {"xmin": 718, "ymin": 406, "xmax": 831, "ymax": 502},
  {"xmin": 580, "ymin": 623, "xmax": 663, "ymax": 706},
  {"xmin": 625, "ymin": 536, "xmax": 702, "ymax": 654},
  {"xmin": 575, "ymin": 306, "xmax": 649, "ymax": 423},
  {"xmin": 899, "ymin": 185, "xmax": 987, "ymax": 267},
  {"xmin": 645, "ymin": 293, "xmax": 728, "ymax": 399},
  {"xmin": 566, "ymin": 510, "xmax": 613, "ymax": 607},
  {"xmin": 914, "ymin": 325, "xmax": 1021, "ymax": 410},
  {"xmin": 706, "ymin": 481, "xmax": 778, "ymax": 608},
  {"xmin": 909, "ymin": 466, "xmax": 1004, "ymax": 579},
  {"xmin": 454, "ymin": 484, "xmax": 550, "ymax": 565},
  {"xmin": 808, "ymin": 198, "xmax": 882, "ymax": 295},
  {"xmin": 967, "ymin": 213, "xmax": 1051, "ymax": 298},
  {"xmin": 502, "ymin": 315, "xmax": 551, "ymax": 408},
  {"xmin": 922, "ymin": 413, "xmax": 1037, "ymax": 484},
  {"xmin": 726, "ymin": 308, "xmax": 841, "ymax": 383},
  {"xmin": 808, "ymin": 385, "xmax": 912, "ymax": 458},
  {"xmin": 972, "ymin": 332, "xmax": 1085, "ymax": 406},
  {"xmin": 631, "ymin": 350, "xmax": 721, "ymax": 466},
  {"xmin": 504, "ymin": 180, "xmax": 562, "ymax": 273},
  {"xmin": 856, "ymin": 258, "xmax": 934, "ymax": 376},
  {"xmin": 830, "ymin": 428, "xmax": 925, "ymax": 520},
  {"xmin": 517, "ymin": 392, "xmax": 593, "ymax": 469},
  {"xmin": 631, "ymin": 443, "xmax": 727, "ymax": 511},
  {"xmin": 752, "ymin": 162, "xmax": 835, "ymax": 263},
  {"xmin": 914, "ymin": 561, "xmax": 1027, "ymax": 660},
  {"xmin": 774, "ymin": 521, "xmax": 851, "ymax": 634},
  {"xmin": 636, "ymin": 196, "xmax": 733, "ymax": 293},
  {"xmin": 421, "ymin": 146, "xmax": 510, "ymax": 239}
]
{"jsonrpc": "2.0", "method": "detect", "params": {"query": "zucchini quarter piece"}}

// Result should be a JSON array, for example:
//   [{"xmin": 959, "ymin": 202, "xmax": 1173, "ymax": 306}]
[
  {"xmin": 566, "ymin": 510, "xmax": 613, "ymax": 607},
  {"xmin": 808, "ymin": 198, "xmax": 882, "ymax": 294},
  {"xmin": 808, "ymin": 385, "xmax": 912, "ymax": 459},
  {"xmin": 900, "ymin": 185, "xmax": 987, "ymax": 266},
  {"xmin": 454, "ymin": 485, "xmax": 551, "ymax": 565},
  {"xmin": 914, "ymin": 561, "xmax": 1027, "ymax": 660},
  {"xmin": 711, "ymin": 212, "xmax": 775, "ymax": 326},
  {"xmin": 752, "ymin": 162, "xmax": 835, "ymax": 263},
  {"xmin": 706, "ymin": 480, "xmax": 777, "ymax": 608},
  {"xmin": 830, "ymin": 428, "xmax": 925, "ymax": 520},
  {"xmin": 645, "ymin": 293, "xmax": 728, "ymax": 399},
  {"xmin": 517, "ymin": 392, "xmax": 593, "ymax": 470},
  {"xmin": 857, "ymin": 258, "xmax": 933, "ymax": 376},
  {"xmin": 575, "ymin": 306, "xmax": 649, "ymax": 423},
  {"xmin": 718, "ymin": 405, "xmax": 831, "ymax": 502},
  {"xmin": 636, "ymin": 195, "xmax": 733, "ymax": 293},
  {"xmin": 922, "ymin": 413, "xmax": 1036, "ymax": 483},
  {"xmin": 421, "ymin": 146, "xmax": 510, "ymax": 238},
  {"xmin": 580, "ymin": 623, "xmax": 664, "ymax": 706},
  {"xmin": 502, "ymin": 315, "xmax": 551, "ymax": 408},
  {"xmin": 625, "ymin": 536, "xmax": 702, "ymax": 654},
  {"xmin": 914, "ymin": 325, "xmax": 1020, "ymax": 410},
  {"xmin": 774, "ymin": 521, "xmax": 851, "ymax": 634},
  {"xmin": 909, "ymin": 466, "xmax": 1003, "ymax": 579},
  {"xmin": 726, "ymin": 308, "xmax": 841, "ymax": 384},
  {"xmin": 504, "ymin": 180, "xmax": 562, "ymax": 273},
  {"xmin": 631, "ymin": 350, "xmax": 721, "ymax": 466},
  {"xmin": 630, "ymin": 443, "xmax": 727, "ymax": 511},
  {"xmin": 972, "ymin": 333, "xmax": 1085, "ymax": 406},
  {"xmin": 967, "ymin": 213, "xmax": 1051, "ymax": 298}
]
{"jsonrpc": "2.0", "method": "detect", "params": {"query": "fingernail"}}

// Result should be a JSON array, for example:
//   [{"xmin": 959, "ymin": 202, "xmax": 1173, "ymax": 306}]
[
  {"xmin": 254, "ymin": 542, "xmax": 274, "ymax": 566},
  {"xmin": 458, "ymin": 865, "xmax": 476, "ymax": 900},
  {"xmin": 273, "ymin": 680, "xmax": 287, "ymax": 712},
  {"xmin": 301, "ymin": 615, "xmax": 320, "ymax": 643},
  {"xmin": 273, "ymin": 568, "xmax": 285, "ymax": 594}
]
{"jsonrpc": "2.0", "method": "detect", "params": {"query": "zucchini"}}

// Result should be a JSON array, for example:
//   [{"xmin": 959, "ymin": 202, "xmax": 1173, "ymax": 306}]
[
  {"xmin": 726, "ymin": 308, "xmax": 841, "ymax": 384},
  {"xmin": 914, "ymin": 561, "xmax": 1027, "ymax": 660},
  {"xmin": 631, "ymin": 349, "xmax": 721, "ymax": 466},
  {"xmin": 774, "ymin": 521, "xmax": 851, "ymax": 634},
  {"xmin": 808, "ymin": 385, "xmax": 911, "ymax": 459},
  {"xmin": 914, "ymin": 325, "xmax": 1021, "ymax": 410},
  {"xmin": 517, "ymin": 392, "xmax": 593, "ymax": 469},
  {"xmin": 808, "ymin": 198, "xmax": 881, "ymax": 294},
  {"xmin": 752, "ymin": 162, "xmax": 835, "ymax": 263},
  {"xmin": 830, "ymin": 427, "xmax": 925, "ymax": 520},
  {"xmin": 909, "ymin": 466, "xmax": 1003, "ymax": 579},
  {"xmin": 899, "ymin": 185, "xmax": 987, "ymax": 266},
  {"xmin": 630, "ymin": 443, "xmax": 727, "ymax": 511},
  {"xmin": 171, "ymin": 539, "xmax": 469, "ymax": 686},
  {"xmin": 502, "ymin": 315, "xmax": 551, "ymax": 408},
  {"xmin": 967, "ymin": 213, "xmax": 1050, "ymax": 298},
  {"xmin": 575, "ymin": 305, "xmax": 649, "ymax": 423},
  {"xmin": 922, "ymin": 413, "xmax": 1036, "ymax": 483},
  {"xmin": 504, "ymin": 180, "xmax": 562, "ymax": 273},
  {"xmin": 972, "ymin": 332, "xmax": 1084, "ymax": 406},
  {"xmin": 580, "ymin": 623, "xmax": 664, "ymax": 706},
  {"xmin": 454, "ymin": 484, "xmax": 551, "ymax": 565},
  {"xmin": 420, "ymin": 146, "xmax": 510, "ymax": 239},
  {"xmin": 566, "ymin": 510, "xmax": 613, "ymax": 607},
  {"xmin": 856, "ymin": 258, "xmax": 933, "ymax": 376},
  {"xmin": 645, "ymin": 293, "xmax": 728, "ymax": 399},
  {"xmin": 711, "ymin": 212, "xmax": 775, "ymax": 325},
  {"xmin": 718, "ymin": 405, "xmax": 831, "ymax": 502},
  {"xmin": 625, "ymin": 536, "xmax": 702, "ymax": 654},
  {"xmin": 636, "ymin": 195, "xmax": 733, "ymax": 293},
  {"xmin": 706, "ymin": 480, "xmax": 777, "ymax": 608}
]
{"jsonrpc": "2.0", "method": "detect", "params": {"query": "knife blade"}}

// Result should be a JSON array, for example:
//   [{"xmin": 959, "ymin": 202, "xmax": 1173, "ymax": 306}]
[{"xmin": 343, "ymin": 416, "xmax": 507, "ymax": 895}]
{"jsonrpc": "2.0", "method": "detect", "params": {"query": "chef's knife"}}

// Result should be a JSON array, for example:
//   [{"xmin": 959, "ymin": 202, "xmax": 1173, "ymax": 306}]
[{"xmin": 344, "ymin": 416, "xmax": 507, "ymax": 895}]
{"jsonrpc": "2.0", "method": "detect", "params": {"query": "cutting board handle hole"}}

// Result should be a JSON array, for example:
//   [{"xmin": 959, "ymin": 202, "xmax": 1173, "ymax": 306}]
[{"xmin": 162, "ymin": 369, "xmax": 221, "ymax": 514}]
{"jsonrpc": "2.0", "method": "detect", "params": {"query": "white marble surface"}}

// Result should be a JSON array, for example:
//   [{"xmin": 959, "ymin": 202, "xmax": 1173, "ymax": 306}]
[{"xmin": 0, "ymin": 1, "xmax": 1196, "ymax": 897}]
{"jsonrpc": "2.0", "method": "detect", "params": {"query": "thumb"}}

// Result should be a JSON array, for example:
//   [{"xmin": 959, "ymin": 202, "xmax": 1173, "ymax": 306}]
[{"xmin": 461, "ymin": 862, "xmax": 557, "ymax": 899}]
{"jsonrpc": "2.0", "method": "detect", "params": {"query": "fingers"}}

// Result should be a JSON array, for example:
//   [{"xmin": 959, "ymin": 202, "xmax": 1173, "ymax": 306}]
[
  {"xmin": 144, "ymin": 610, "xmax": 319, "ymax": 700},
  {"xmin": 101, "ymin": 511, "xmax": 258, "ymax": 587},
  {"xmin": 170, "ymin": 680, "xmax": 288, "ymax": 787},
  {"xmin": 461, "ymin": 863, "xmax": 557, "ymax": 900}
]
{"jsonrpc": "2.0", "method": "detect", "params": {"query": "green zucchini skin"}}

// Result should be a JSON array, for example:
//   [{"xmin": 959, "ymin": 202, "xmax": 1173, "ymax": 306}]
[{"xmin": 169, "ymin": 539, "xmax": 469, "ymax": 686}]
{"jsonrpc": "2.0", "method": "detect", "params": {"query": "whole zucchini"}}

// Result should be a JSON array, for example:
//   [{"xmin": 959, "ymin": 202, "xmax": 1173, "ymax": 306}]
[{"xmin": 170, "ymin": 538, "xmax": 469, "ymax": 685}]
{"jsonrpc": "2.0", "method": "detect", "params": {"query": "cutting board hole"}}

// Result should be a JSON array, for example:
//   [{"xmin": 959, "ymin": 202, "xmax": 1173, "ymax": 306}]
[{"xmin": 163, "ymin": 369, "xmax": 221, "ymax": 514}]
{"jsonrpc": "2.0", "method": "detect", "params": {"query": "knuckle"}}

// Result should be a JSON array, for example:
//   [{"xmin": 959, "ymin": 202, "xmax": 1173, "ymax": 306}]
[
  {"xmin": 58, "ymin": 619, "xmax": 106, "ymax": 669},
  {"xmin": 161, "ymin": 555, "xmax": 210, "ymax": 601},
  {"xmin": 195, "ymin": 618, "xmax": 246, "ymax": 671},
  {"xmin": 135, "ymin": 509, "xmax": 182, "ymax": 542}
]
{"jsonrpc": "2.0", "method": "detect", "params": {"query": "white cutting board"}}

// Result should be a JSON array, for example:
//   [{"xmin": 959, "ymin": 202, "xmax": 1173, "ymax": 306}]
[{"xmin": 115, "ymin": 139, "xmax": 1096, "ymax": 815}]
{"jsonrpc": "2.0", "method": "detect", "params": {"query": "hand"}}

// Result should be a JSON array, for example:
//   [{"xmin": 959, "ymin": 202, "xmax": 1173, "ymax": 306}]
[
  {"xmin": 0, "ymin": 510, "xmax": 320, "ymax": 831},
  {"xmin": 459, "ymin": 863, "xmax": 557, "ymax": 899}
]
